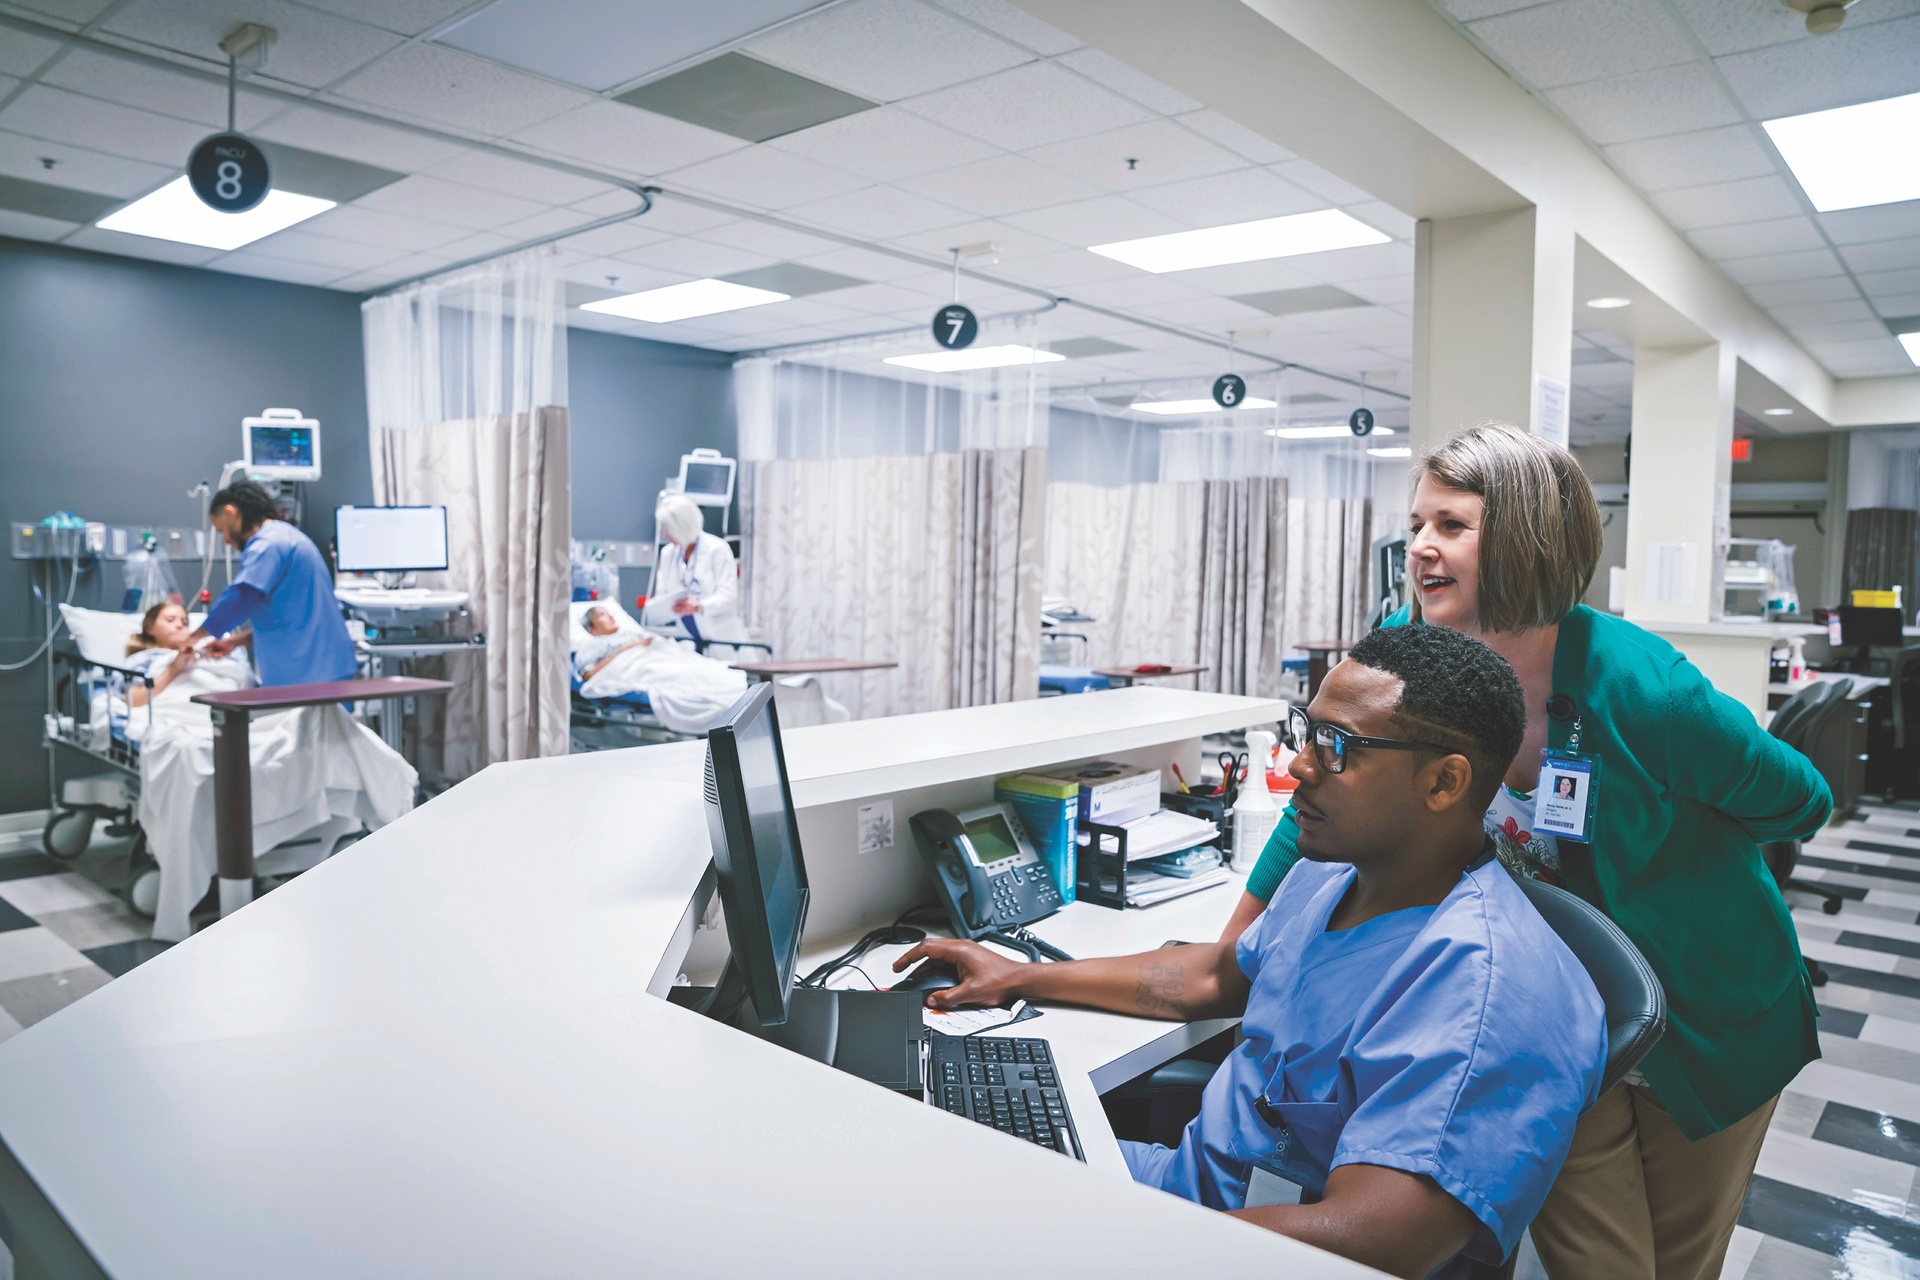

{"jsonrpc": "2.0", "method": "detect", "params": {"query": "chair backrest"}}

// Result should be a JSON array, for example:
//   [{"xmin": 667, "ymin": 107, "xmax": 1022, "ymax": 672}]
[
  {"xmin": 1769, "ymin": 678, "xmax": 1845, "ymax": 749},
  {"xmin": 1509, "ymin": 872, "xmax": 1666, "ymax": 1095}
]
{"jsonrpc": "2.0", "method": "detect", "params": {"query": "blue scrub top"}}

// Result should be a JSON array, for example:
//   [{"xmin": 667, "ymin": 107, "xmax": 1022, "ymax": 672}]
[
  {"xmin": 227, "ymin": 520, "xmax": 357, "ymax": 687},
  {"xmin": 1123, "ymin": 857, "xmax": 1606, "ymax": 1271}
]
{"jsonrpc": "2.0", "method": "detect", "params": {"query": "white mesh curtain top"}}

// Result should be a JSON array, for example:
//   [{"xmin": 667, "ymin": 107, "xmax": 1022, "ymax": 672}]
[
  {"xmin": 735, "ymin": 342, "xmax": 1049, "ymax": 718},
  {"xmin": 361, "ymin": 248, "xmax": 571, "ymax": 776}
]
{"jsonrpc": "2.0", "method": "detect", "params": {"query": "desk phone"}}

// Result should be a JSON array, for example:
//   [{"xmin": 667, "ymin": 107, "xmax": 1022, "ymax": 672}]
[{"xmin": 909, "ymin": 804, "xmax": 1063, "ymax": 939}]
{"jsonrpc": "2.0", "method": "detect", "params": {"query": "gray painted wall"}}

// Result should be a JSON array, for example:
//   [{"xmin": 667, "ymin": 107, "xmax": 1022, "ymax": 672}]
[{"xmin": 0, "ymin": 237, "xmax": 737, "ymax": 813}]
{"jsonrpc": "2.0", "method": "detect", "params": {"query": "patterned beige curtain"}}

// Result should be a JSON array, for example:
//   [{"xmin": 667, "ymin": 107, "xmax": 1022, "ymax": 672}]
[
  {"xmin": 1195, "ymin": 477, "xmax": 1289, "ymax": 696},
  {"xmin": 1281, "ymin": 497, "xmax": 1375, "ymax": 655},
  {"xmin": 1045, "ymin": 481, "xmax": 1205, "ymax": 670}
]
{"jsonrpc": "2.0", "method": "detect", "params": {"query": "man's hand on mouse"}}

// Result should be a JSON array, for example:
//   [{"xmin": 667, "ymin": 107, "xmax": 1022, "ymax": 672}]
[{"xmin": 892, "ymin": 938, "xmax": 1024, "ymax": 1010}]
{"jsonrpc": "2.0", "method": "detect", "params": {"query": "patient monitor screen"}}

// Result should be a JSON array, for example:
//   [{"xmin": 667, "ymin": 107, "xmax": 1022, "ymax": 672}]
[
  {"xmin": 963, "ymin": 813, "xmax": 1023, "ymax": 865},
  {"xmin": 249, "ymin": 425, "xmax": 314, "ymax": 470},
  {"xmin": 336, "ymin": 506, "xmax": 450, "ymax": 573},
  {"xmin": 683, "ymin": 461, "xmax": 732, "ymax": 499}
]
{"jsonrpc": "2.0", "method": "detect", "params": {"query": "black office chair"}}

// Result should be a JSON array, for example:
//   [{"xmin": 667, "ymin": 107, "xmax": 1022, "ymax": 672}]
[{"xmin": 1764, "ymin": 679, "xmax": 1853, "ymax": 920}]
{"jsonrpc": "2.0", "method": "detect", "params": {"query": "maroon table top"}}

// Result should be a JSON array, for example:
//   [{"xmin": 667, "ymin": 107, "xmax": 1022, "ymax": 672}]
[
  {"xmin": 731, "ymin": 659, "xmax": 898, "ymax": 676},
  {"xmin": 1093, "ymin": 664, "xmax": 1209, "ymax": 679},
  {"xmin": 193, "ymin": 676, "xmax": 453, "ymax": 711}
]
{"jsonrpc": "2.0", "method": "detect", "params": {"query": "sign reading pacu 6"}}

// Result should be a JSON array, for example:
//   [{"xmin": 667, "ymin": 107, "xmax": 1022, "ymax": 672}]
[{"xmin": 188, "ymin": 134, "xmax": 271, "ymax": 213}]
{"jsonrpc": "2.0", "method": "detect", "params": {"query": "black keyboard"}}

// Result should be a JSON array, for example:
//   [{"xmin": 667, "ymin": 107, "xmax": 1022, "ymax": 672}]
[{"xmin": 927, "ymin": 1033, "xmax": 1083, "ymax": 1160}]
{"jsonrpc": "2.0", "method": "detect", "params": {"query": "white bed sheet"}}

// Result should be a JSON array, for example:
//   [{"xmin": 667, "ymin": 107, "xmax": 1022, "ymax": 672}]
[{"xmin": 576, "ymin": 638, "xmax": 747, "ymax": 734}]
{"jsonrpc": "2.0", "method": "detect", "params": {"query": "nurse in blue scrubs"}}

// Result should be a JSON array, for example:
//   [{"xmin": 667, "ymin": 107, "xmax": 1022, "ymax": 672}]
[
  {"xmin": 895, "ymin": 625, "xmax": 1608, "ymax": 1279},
  {"xmin": 186, "ymin": 480, "xmax": 357, "ymax": 686}
]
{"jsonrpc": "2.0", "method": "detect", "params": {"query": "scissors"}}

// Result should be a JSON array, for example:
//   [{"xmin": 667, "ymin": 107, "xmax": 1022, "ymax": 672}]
[{"xmin": 1218, "ymin": 751, "xmax": 1248, "ymax": 806}]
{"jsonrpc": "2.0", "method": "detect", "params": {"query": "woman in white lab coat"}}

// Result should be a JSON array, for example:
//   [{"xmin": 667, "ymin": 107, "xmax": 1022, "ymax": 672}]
[{"xmin": 645, "ymin": 494, "xmax": 750, "ymax": 649}]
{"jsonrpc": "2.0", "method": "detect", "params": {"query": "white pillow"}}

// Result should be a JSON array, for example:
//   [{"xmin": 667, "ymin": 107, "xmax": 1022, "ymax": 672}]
[
  {"xmin": 569, "ymin": 598, "xmax": 642, "ymax": 650},
  {"xmin": 60, "ymin": 604, "xmax": 206, "ymax": 667}
]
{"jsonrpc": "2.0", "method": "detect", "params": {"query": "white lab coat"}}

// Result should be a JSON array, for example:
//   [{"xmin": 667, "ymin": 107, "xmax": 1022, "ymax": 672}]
[{"xmin": 644, "ymin": 532, "xmax": 750, "ymax": 646}]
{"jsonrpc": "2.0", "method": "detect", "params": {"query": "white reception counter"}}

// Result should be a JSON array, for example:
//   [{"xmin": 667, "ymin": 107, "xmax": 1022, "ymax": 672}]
[{"xmin": 0, "ymin": 688, "xmax": 1387, "ymax": 1280}]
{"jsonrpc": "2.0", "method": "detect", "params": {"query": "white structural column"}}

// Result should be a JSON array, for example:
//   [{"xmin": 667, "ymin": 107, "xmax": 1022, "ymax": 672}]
[
  {"xmin": 1624, "ymin": 342, "xmax": 1736, "ymax": 625},
  {"xmin": 1411, "ymin": 205, "xmax": 1575, "ymax": 456}
]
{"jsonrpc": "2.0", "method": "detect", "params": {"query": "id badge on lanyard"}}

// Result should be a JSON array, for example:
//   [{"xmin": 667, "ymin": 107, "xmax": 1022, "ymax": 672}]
[{"xmin": 1534, "ymin": 706, "xmax": 1600, "ymax": 844}]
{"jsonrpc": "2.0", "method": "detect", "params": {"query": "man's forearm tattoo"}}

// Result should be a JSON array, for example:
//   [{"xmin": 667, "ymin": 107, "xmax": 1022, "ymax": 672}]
[{"xmin": 1135, "ymin": 959, "xmax": 1186, "ymax": 1015}]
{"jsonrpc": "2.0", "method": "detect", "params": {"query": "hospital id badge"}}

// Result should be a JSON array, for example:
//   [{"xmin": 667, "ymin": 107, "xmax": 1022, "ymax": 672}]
[
  {"xmin": 1245, "ymin": 1165, "xmax": 1306, "ymax": 1208},
  {"xmin": 1534, "ymin": 750, "xmax": 1599, "ymax": 844}
]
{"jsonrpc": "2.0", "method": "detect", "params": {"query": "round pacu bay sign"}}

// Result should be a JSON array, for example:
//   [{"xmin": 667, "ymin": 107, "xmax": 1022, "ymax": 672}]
[
  {"xmin": 188, "ymin": 133, "xmax": 271, "ymax": 214},
  {"xmin": 1349, "ymin": 407, "xmax": 1375, "ymax": 437},
  {"xmin": 1212, "ymin": 373, "xmax": 1247, "ymax": 408},
  {"xmin": 931, "ymin": 304, "xmax": 978, "ymax": 350}
]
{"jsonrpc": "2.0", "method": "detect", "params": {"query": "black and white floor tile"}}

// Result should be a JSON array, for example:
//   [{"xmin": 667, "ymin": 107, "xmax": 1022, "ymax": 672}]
[{"xmin": 7, "ymin": 805, "xmax": 1920, "ymax": 1277}]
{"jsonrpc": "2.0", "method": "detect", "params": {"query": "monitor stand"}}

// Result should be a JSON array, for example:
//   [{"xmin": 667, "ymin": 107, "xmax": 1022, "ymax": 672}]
[{"xmin": 669, "ymin": 961, "xmax": 925, "ymax": 1095}]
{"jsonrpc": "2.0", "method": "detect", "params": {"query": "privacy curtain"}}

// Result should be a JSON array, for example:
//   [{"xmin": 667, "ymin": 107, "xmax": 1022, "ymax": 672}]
[
  {"xmin": 1844, "ymin": 507, "xmax": 1919, "ymax": 613},
  {"xmin": 362, "ymin": 248, "xmax": 570, "ymax": 777},
  {"xmin": 736, "ymin": 344, "xmax": 1048, "ymax": 718}
]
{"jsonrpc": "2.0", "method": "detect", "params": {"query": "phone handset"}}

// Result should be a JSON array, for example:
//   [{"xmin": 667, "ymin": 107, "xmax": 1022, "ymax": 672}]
[{"xmin": 909, "ymin": 809, "xmax": 995, "ymax": 935}]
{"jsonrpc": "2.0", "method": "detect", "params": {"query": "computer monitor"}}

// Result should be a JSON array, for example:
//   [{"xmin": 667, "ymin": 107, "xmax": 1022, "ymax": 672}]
[
  {"xmin": 335, "ymin": 506, "xmax": 450, "ymax": 574},
  {"xmin": 1840, "ymin": 605, "xmax": 1905, "ymax": 648},
  {"xmin": 703, "ymin": 682, "xmax": 809, "ymax": 1027},
  {"xmin": 677, "ymin": 449, "xmax": 736, "ymax": 508},
  {"xmin": 243, "ymin": 410, "xmax": 321, "ymax": 482}
]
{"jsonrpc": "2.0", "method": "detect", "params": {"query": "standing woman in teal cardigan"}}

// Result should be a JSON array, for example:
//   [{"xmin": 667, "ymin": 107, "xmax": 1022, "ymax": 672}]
[{"xmin": 1236, "ymin": 423, "xmax": 1830, "ymax": 1279}]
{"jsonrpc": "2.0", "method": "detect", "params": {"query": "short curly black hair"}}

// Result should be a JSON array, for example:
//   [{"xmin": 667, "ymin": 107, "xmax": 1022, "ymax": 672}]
[{"xmin": 1346, "ymin": 624, "xmax": 1526, "ymax": 797}]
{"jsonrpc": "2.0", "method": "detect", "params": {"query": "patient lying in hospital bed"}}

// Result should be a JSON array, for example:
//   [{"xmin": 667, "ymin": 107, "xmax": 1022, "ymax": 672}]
[
  {"xmin": 571, "ymin": 603, "xmax": 748, "ymax": 734},
  {"xmin": 121, "ymin": 603, "xmax": 416, "ymax": 942}
]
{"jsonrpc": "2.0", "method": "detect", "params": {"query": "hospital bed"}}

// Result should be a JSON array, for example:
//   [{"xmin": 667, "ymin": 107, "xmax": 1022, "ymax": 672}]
[
  {"xmin": 567, "ymin": 599, "xmax": 770, "ymax": 742},
  {"xmin": 41, "ymin": 605, "xmax": 414, "ymax": 935}
]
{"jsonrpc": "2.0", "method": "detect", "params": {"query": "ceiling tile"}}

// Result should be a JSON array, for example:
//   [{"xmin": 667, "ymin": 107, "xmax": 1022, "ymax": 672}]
[
  {"xmin": 784, "ymin": 183, "xmax": 971, "ymax": 237},
  {"xmin": 664, "ymin": 144, "xmax": 869, "ymax": 209},
  {"xmin": 1858, "ymin": 268, "xmax": 1920, "ymax": 299},
  {"xmin": 766, "ymin": 106, "xmax": 996, "ymax": 181},
  {"xmin": 1604, "ymin": 125, "xmax": 1775, "ymax": 192},
  {"xmin": 1714, "ymin": 15, "xmax": 1920, "ymax": 120},
  {"xmin": 1024, "ymin": 119, "xmax": 1244, "ymax": 191},
  {"xmin": 0, "ymin": 207, "xmax": 75, "ymax": 241},
  {"xmin": 1178, "ymin": 110, "xmax": 1297, "ymax": 165},
  {"xmin": 1054, "ymin": 47, "xmax": 1201, "ymax": 116},
  {"xmin": 512, "ymin": 101, "xmax": 744, "ymax": 177},
  {"xmin": 1291, "ymin": 241, "xmax": 1416, "ymax": 284},
  {"xmin": 1545, "ymin": 63, "xmax": 1741, "ymax": 146},
  {"xmin": 1869, "ymin": 291, "xmax": 1920, "ymax": 317},
  {"xmin": 333, "ymin": 44, "xmax": 595, "ymax": 137},
  {"xmin": 353, "ymin": 175, "xmax": 553, "ymax": 231},
  {"xmin": 1675, "ymin": 0, "xmax": 1920, "ymax": 54},
  {"xmin": 724, "ymin": 262, "xmax": 868, "ymax": 296},
  {"xmin": 746, "ymin": 0, "xmax": 1030, "ymax": 102},
  {"xmin": 298, "ymin": 203, "xmax": 468, "ymax": 251},
  {"xmin": 0, "ymin": 129, "xmax": 173, "ymax": 197},
  {"xmin": 623, "ymin": 196, "xmax": 738, "ymax": 236},
  {"xmin": 424, "ymin": 151, "xmax": 618, "ymax": 206},
  {"xmin": 1128, "ymin": 167, "xmax": 1324, "ymax": 226},
  {"xmin": 1469, "ymin": 0, "xmax": 1693, "ymax": 89},
  {"xmin": 615, "ymin": 52, "xmax": 875, "ymax": 143},
  {"xmin": 809, "ymin": 280, "xmax": 940, "ymax": 315},
  {"xmin": 1002, "ymin": 192, "xmax": 1182, "ymax": 245},
  {"xmin": 1720, "ymin": 247, "xmax": 1846, "ymax": 285},
  {"xmin": 899, "ymin": 153, "xmax": 1102, "ymax": 217},
  {"xmin": 1271, "ymin": 159, "xmax": 1373, "ymax": 206},
  {"xmin": 900, "ymin": 61, "xmax": 1154, "ymax": 150},
  {"xmin": 617, "ymin": 235, "xmax": 780, "ymax": 278},
  {"xmin": 697, "ymin": 216, "xmax": 838, "ymax": 259},
  {"xmin": 1067, "ymin": 274, "xmax": 1210, "ymax": 309},
  {"xmin": 1818, "ymin": 202, "xmax": 1920, "ymax": 246},
  {"xmin": 572, "ymin": 188, "xmax": 652, "ymax": 218},
  {"xmin": 927, "ymin": 0, "xmax": 1080, "ymax": 55},
  {"xmin": 102, "ymin": 0, "xmax": 404, "ymax": 90},
  {"xmin": 206, "ymin": 250, "xmax": 350, "ymax": 288},
  {"xmin": 1647, "ymin": 175, "xmax": 1806, "ymax": 230},
  {"xmin": 1839, "ymin": 239, "xmax": 1920, "ymax": 275},
  {"xmin": 1787, "ymin": 319, "xmax": 1901, "ymax": 345},
  {"xmin": 241, "ymin": 226, "xmax": 398, "ymax": 271},
  {"xmin": 294, "ymin": 0, "xmax": 478, "ymax": 36},
  {"xmin": 0, "ymin": 28, "xmax": 62, "ymax": 77},
  {"xmin": 995, "ymin": 247, "xmax": 1138, "ymax": 288},
  {"xmin": 1806, "ymin": 337, "xmax": 1914, "ymax": 375},
  {"xmin": 251, "ymin": 107, "xmax": 467, "ymax": 172},
  {"xmin": 492, "ymin": 205, "xmax": 607, "ymax": 241},
  {"xmin": 0, "ymin": 84, "xmax": 207, "ymax": 167},
  {"xmin": 1688, "ymin": 216, "xmax": 1827, "ymax": 259},
  {"xmin": 434, "ymin": 229, "xmax": 523, "ymax": 262},
  {"xmin": 1765, "ymin": 298, "xmax": 1877, "ymax": 325},
  {"xmin": 1742, "ymin": 276, "xmax": 1863, "ymax": 307},
  {"xmin": 38, "ymin": 50, "xmax": 274, "ymax": 130},
  {"xmin": 1435, "ymin": 0, "xmax": 1549, "ymax": 18},
  {"xmin": 64, "ymin": 225, "xmax": 221, "ymax": 266}
]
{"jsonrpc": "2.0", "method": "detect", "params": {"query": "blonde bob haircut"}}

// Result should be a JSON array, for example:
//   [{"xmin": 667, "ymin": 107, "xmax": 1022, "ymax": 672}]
[{"xmin": 1411, "ymin": 422, "xmax": 1603, "ymax": 634}]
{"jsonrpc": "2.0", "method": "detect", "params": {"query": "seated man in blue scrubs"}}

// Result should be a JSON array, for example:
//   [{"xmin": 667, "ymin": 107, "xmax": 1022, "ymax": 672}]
[
  {"xmin": 894, "ymin": 626, "xmax": 1607, "ymax": 1278},
  {"xmin": 186, "ymin": 481, "xmax": 358, "ymax": 687}
]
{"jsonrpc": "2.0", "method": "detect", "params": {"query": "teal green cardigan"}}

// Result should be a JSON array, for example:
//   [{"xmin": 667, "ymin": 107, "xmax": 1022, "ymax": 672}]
[{"xmin": 1248, "ymin": 605, "xmax": 1832, "ymax": 1139}]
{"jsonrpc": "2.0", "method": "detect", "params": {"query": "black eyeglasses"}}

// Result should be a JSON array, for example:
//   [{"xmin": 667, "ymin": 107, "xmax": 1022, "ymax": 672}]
[{"xmin": 1287, "ymin": 706, "xmax": 1456, "ymax": 775}]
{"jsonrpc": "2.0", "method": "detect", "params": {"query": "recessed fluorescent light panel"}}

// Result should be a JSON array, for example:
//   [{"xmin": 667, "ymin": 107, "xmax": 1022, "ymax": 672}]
[
  {"xmin": 1762, "ymin": 407, "xmax": 1794, "ymax": 416},
  {"xmin": 1585, "ymin": 296, "xmax": 1631, "ymax": 309},
  {"xmin": 581, "ymin": 279, "xmax": 789, "ymax": 323},
  {"xmin": 1764, "ymin": 91, "xmax": 1920, "ymax": 212},
  {"xmin": 1090, "ymin": 210, "xmax": 1389, "ymax": 274},
  {"xmin": 1267, "ymin": 424, "xmax": 1398, "ymax": 440},
  {"xmin": 96, "ymin": 176, "xmax": 334, "ymax": 251},
  {"xmin": 1368, "ymin": 446, "xmax": 1412, "ymax": 458},
  {"xmin": 1130, "ymin": 397, "xmax": 1278, "ymax": 415},
  {"xmin": 1900, "ymin": 332, "xmax": 1920, "ymax": 366},
  {"xmin": 884, "ymin": 345, "xmax": 1066, "ymax": 373}
]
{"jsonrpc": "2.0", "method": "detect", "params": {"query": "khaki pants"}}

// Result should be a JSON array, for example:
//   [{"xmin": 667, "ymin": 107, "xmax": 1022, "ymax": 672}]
[{"xmin": 1529, "ymin": 1084, "xmax": 1775, "ymax": 1280}]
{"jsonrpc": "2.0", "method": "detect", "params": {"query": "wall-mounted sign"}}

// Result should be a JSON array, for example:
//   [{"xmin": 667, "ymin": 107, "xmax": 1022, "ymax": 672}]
[
  {"xmin": 931, "ymin": 304, "xmax": 978, "ymax": 350},
  {"xmin": 188, "ymin": 133, "xmax": 271, "ymax": 213},
  {"xmin": 1212, "ymin": 373, "xmax": 1247, "ymax": 408},
  {"xmin": 1349, "ymin": 407, "xmax": 1375, "ymax": 436}
]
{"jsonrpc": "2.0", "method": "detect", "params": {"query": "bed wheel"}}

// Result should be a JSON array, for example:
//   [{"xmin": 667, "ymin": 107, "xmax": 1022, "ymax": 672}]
[
  {"xmin": 127, "ymin": 868, "xmax": 160, "ymax": 918},
  {"xmin": 43, "ymin": 808, "xmax": 94, "ymax": 860}
]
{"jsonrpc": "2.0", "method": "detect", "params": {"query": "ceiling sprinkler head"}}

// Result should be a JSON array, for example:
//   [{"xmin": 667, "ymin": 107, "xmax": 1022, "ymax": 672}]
[{"xmin": 1784, "ymin": 0, "xmax": 1854, "ymax": 34}]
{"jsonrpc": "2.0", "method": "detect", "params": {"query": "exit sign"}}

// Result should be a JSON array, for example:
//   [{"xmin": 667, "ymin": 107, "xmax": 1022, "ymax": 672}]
[{"xmin": 1731, "ymin": 439, "xmax": 1752, "ymax": 462}]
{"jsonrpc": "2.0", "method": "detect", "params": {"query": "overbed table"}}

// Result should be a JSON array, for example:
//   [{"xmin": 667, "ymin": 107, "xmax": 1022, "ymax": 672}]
[
  {"xmin": 193, "ymin": 677, "xmax": 451, "ymax": 918},
  {"xmin": 731, "ymin": 658, "xmax": 898, "ymax": 681}
]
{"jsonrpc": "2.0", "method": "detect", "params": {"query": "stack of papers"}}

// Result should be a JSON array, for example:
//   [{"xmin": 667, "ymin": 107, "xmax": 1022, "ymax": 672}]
[
  {"xmin": 1081, "ymin": 808, "xmax": 1220, "ymax": 862},
  {"xmin": 1094, "ymin": 864, "xmax": 1232, "ymax": 908}
]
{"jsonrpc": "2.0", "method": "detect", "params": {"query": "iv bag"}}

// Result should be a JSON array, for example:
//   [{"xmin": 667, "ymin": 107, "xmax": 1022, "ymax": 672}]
[{"xmin": 120, "ymin": 542, "xmax": 181, "ymax": 614}]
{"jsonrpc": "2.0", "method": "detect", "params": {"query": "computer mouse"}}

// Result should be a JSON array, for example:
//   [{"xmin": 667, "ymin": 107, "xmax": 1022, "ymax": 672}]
[{"xmin": 892, "ymin": 960, "xmax": 961, "ymax": 995}]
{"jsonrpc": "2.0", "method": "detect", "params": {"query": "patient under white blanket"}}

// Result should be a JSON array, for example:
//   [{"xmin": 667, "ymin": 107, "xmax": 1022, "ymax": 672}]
[
  {"xmin": 122, "ymin": 635, "xmax": 416, "ymax": 943},
  {"xmin": 575, "ymin": 606, "xmax": 747, "ymax": 734}
]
